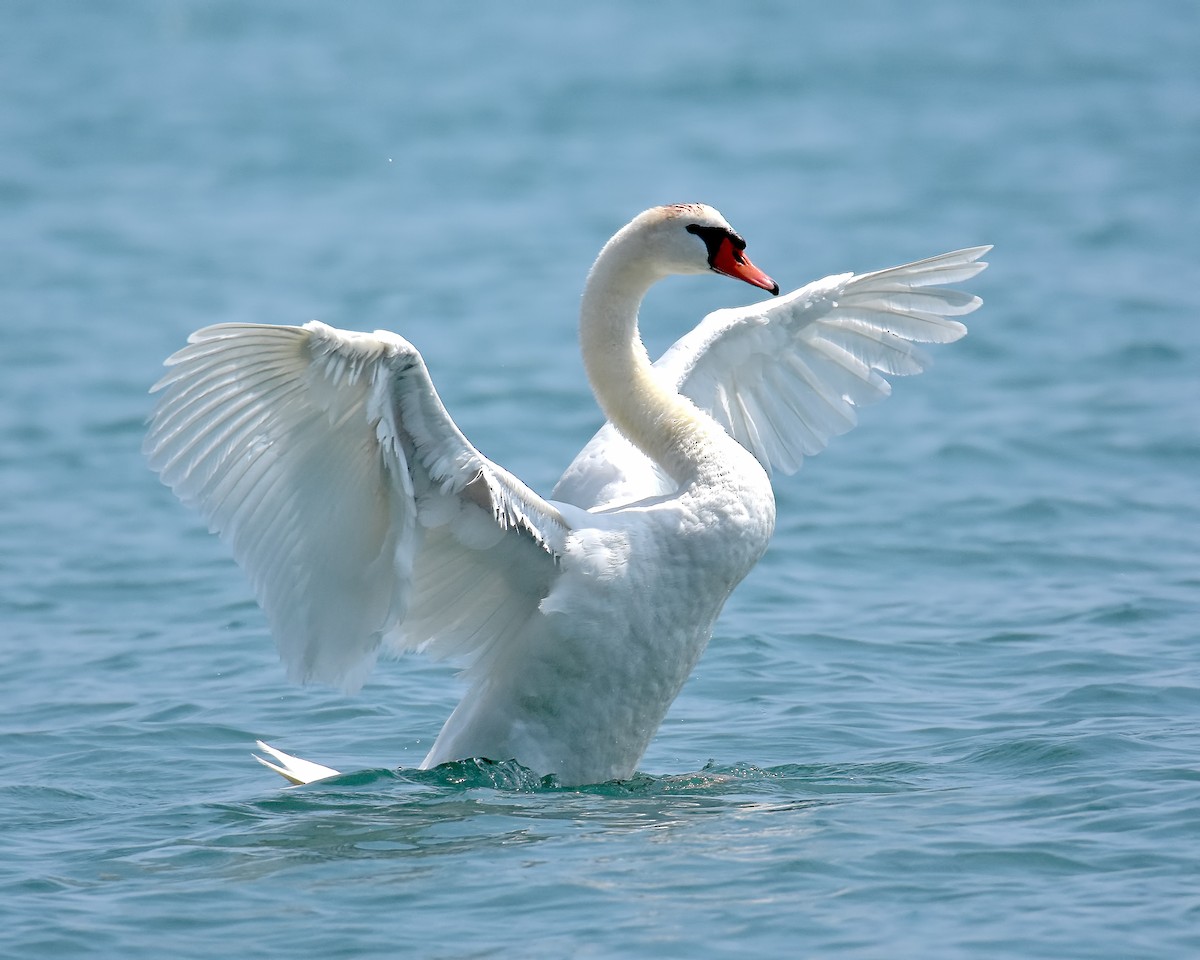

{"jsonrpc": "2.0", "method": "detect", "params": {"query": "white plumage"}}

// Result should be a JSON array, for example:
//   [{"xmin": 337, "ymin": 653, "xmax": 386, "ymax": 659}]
[{"xmin": 145, "ymin": 204, "xmax": 988, "ymax": 785}]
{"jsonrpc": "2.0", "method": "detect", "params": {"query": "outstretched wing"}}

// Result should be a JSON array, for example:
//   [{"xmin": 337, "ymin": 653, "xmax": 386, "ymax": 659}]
[
  {"xmin": 665, "ymin": 246, "xmax": 991, "ymax": 474},
  {"xmin": 553, "ymin": 246, "xmax": 989, "ymax": 509},
  {"xmin": 145, "ymin": 321, "xmax": 569, "ymax": 692}
]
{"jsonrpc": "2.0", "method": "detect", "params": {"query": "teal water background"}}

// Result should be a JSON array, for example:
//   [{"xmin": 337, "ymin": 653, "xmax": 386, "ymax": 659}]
[{"xmin": 2, "ymin": 2, "xmax": 1198, "ymax": 957}]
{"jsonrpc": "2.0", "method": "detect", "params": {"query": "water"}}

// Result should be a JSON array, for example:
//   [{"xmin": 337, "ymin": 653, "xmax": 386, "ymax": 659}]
[{"xmin": 2, "ymin": 1, "xmax": 1198, "ymax": 956}]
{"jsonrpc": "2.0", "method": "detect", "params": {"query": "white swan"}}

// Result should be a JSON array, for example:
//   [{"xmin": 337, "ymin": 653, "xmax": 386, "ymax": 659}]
[{"xmin": 144, "ymin": 204, "xmax": 988, "ymax": 786}]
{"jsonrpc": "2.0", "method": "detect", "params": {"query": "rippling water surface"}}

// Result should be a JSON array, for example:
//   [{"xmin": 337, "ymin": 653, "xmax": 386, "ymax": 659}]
[{"xmin": 2, "ymin": 2, "xmax": 1198, "ymax": 957}]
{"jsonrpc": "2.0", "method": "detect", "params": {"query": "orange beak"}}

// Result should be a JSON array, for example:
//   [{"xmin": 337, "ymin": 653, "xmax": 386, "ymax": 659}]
[{"xmin": 712, "ymin": 238, "xmax": 780, "ymax": 295}]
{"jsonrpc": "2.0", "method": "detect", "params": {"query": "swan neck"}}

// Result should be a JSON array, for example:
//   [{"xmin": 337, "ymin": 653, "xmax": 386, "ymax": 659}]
[{"xmin": 579, "ymin": 238, "xmax": 711, "ymax": 480}]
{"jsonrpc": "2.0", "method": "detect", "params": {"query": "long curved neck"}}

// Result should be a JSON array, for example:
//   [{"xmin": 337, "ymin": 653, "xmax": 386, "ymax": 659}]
[{"xmin": 579, "ymin": 232, "xmax": 719, "ymax": 483}]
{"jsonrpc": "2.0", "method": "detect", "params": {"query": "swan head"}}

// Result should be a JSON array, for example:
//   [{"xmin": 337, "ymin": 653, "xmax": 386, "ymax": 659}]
[{"xmin": 632, "ymin": 203, "xmax": 780, "ymax": 296}]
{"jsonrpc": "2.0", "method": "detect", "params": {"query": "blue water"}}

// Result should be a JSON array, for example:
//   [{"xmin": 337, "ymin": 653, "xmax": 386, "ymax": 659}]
[{"xmin": 2, "ymin": 1, "xmax": 1198, "ymax": 956}]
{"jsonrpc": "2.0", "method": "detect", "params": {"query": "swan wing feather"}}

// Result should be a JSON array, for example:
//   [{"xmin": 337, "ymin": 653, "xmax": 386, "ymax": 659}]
[
  {"xmin": 657, "ymin": 245, "xmax": 991, "ymax": 474},
  {"xmin": 145, "ymin": 321, "xmax": 568, "ymax": 691}
]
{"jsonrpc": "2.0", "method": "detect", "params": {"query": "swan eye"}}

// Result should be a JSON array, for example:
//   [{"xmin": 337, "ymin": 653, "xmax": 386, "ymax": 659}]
[{"xmin": 686, "ymin": 223, "xmax": 746, "ymax": 268}]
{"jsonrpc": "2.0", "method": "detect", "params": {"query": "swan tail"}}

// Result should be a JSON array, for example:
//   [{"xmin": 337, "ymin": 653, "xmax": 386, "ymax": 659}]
[{"xmin": 252, "ymin": 740, "xmax": 340, "ymax": 785}]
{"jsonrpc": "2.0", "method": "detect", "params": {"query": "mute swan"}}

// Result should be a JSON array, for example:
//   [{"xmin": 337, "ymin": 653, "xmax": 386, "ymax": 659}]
[{"xmin": 145, "ymin": 204, "xmax": 988, "ymax": 786}]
